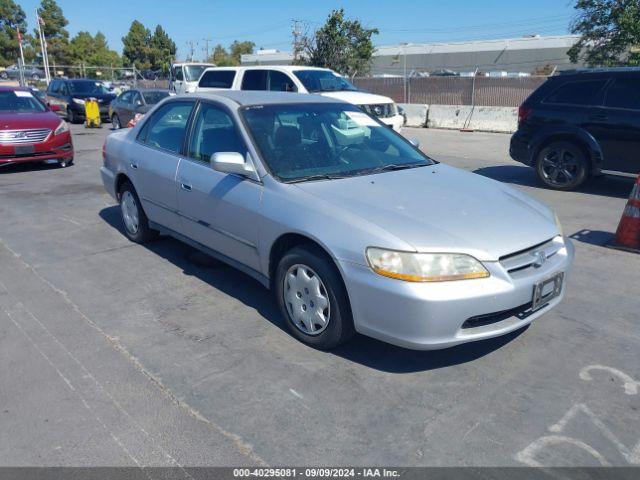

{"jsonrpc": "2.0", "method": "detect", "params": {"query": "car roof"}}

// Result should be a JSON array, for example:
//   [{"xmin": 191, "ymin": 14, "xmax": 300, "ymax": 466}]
[
  {"xmin": 183, "ymin": 90, "xmax": 343, "ymax": 106},
  {"xmin": 201, "ymin": 65, "xmax": 334, "ymax": 73},
  {"xmin": 555, "ymin": 67, "xmax": 640, "ymax": 78}
]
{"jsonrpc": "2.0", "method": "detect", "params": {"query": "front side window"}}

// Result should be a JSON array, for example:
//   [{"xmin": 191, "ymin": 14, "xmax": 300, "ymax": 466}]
[
  {"xmin": 544, "ymin": 80, "xmax": 607, "ymax": 106},
  {"xmin": 199, "ymin": 70, "xmax": 236, "ymax": 89},
  {"xmin": 139, "ymin": 101, "xmax": 194, "ymax": 154},
  {"xmin": 293, "ymin": 70, "xmax": 358, "ymax": 93},
  {"xmin": 176, "ymin": 68, "xmax": 184, "ymax": 81},
  {"xmin": 188, "ymin": 104, "xmax": 246, "ymax": 162},
  {"xmin": 268, "ymin": 71, "xmax": 297, "ymax": 92},
  {"xmin": 242, "ymin": 103, "xmax": 432, "ymax": 182},
  {"xmin": 604, "ymin": 77, "xmax": 640, "ymax": 110},
  {"xmin": 0, "ymin": 90, "xmax": 47, "ymax": 113},
  {"xmin": 241, "ymin": 70, "xmax": 268, "ymax": 91},
  {"xmin": 119, "ymin": 91, "xmax": 133, "ymax": 104},
  {"xmin": 142, "ymin": 91, "xmax": 170, "ymax": 105}
]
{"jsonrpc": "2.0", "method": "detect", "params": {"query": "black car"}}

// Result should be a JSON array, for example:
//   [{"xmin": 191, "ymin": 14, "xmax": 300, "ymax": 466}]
[
  {"xmin": 510, "ymin": 68, "xmax": 640, "ymax": 190},
  {"xmin": 109, "ymin": 88, "xmax": 171, "ymax": 129},
  {"xmin": 45, "ymin": 78, "xmax": 116, "ymax": 124}
]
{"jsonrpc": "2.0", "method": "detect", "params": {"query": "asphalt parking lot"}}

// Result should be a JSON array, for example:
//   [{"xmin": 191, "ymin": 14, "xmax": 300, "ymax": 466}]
[{"xmin": 1, "ymin": 124, "xmax": 638, "ymax": 468}]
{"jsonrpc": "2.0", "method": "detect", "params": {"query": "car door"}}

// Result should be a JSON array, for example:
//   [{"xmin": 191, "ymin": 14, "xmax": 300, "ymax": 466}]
[
  {"xmin": 173, "ymin": 67, "xmax": 185, "ymax": 94},
  {"xmin": 176, "ymin": 101, "xmax": 262, "ymax": 271},
  {"xmin": 588, "ymin": 76, "xmax": 640, "ymax": 175},
  {"xmin": 129, "ymin": 100, "xmax": 195, "ymax": 232},
  {"xmin": 116, "ymin": 91, "xmax": 134, "ymax": 124},
  {"xmin": 267, "ymin": 70, "xmax": 297, "ymax": 92}
]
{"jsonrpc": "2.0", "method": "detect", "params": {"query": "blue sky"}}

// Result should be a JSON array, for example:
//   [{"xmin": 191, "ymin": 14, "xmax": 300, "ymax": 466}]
[{"xmin": 18, "ymin": 0, "xmax": 577, "ymax": 59}]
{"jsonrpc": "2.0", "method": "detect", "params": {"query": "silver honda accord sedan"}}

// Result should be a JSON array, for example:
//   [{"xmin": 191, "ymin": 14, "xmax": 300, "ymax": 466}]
[{"xmin": 101, "ymin": 90, "xmax": 574, "ymax": 350}]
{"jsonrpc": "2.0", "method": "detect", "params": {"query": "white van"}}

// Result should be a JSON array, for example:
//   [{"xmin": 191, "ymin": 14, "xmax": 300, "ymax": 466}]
[
  {"xmin": 170, "ymin": 62, "xmax": 216, "ymax": 94},
  {"xmin": 194, "ymin": 65, "xmax": 404, "ymax": 132}
]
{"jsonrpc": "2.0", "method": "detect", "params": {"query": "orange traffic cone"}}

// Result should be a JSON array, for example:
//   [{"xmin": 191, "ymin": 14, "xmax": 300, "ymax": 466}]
[{"xmin": 610, "ymin": 175, "xmax": 640, "ymax": 253}]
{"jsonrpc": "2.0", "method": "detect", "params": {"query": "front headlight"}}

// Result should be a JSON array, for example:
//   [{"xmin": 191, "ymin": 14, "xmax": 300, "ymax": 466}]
[
  {"xmin": 366, "ymin": 248, "xmax": 489, "ymax": 282},
  {"xmin": 72, "ymin": 98, "xmax": 85, "ymax": 105},
  {"xmin": 554, "ymin": 212, "xmax": 563, "ymax": 236},
  {"xmin": 54, "ymin": 120, "xmax": 69, "ymax": 135}
]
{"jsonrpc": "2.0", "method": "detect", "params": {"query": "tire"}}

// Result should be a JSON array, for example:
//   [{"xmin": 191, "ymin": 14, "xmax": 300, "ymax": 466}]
[
  {"xmin": 275, "ymin": 245, "xmax": 355, "ymax": 350},
  {"xmin": 0, "ymin": 72, "xmax": 8, "ymax": 80},
  {"xmin": 118, "ymin": 181, "xmax": 158, "ymax": 243},
  {"xmin": 111, "ymin": 114, "xmax": 121, "ymax": 130},
  {"xmin": 58, "ymin": 158, "xmax": 73, "ymax": 168},
  {"xmin": 67, "ymin": 108, "xmax": 78, "ymax": 124},
  {"xmin": 535, "ymin": 141, "xmax": 589, "ymax": 191},
  {"xmin": 31, "ymin": 74, "xmax": 40, "ymax": 81}
]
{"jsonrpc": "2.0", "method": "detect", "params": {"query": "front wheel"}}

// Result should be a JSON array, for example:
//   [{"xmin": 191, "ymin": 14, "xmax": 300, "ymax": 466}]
[
  {"xmin": 58, "ymin": 158, "xmax": 73, "ymax": 168},
  {"xmin": 67, "ymin": 108, "xmax": 79, "ymax": 124},
  {"xmin": 118, "ymin": 181, "xmax": 158, "ymax": 243},
  {"xmin": 31, "ymin": 74, "xmax": 40, "ymax": 81},
  {"xmin": 275, "ymin": 246, "xmax": 354, "ymax": 350},
  {"xmin": 111, "ymin": 114, "xmax": 121, "ymax": 130},
  {"xmin": 536, "ymin": 141, "xmax": 589, "ymax": 191}
]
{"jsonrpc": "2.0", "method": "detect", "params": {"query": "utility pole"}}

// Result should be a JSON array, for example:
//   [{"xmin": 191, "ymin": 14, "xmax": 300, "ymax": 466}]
[
  {"xmin": 185, "ymin": 40, "xmax": 197, "ymax": 62},
  {"xmin": 402, "ymin": 43, "xmax": 408, "ymax": 104},
  {"xmin": 292, "ymin": 19, "xmax": 302, "ymax": 63},
  {"xmin": 202, "ymin": 37, "xmax": 212, "ymax": 61}
]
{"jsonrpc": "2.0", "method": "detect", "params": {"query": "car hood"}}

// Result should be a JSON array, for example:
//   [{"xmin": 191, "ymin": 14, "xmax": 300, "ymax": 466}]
[
  {"xmin": 318, "ymin": 90, "xmax": 395, "ymax": 105},
  {"xmin": 0, "ymin": 111, "xmax": 62, "ymax": 130},
  {"xmin": 293, "ymin": 164, "xmax": 558, "ymax": 261}
]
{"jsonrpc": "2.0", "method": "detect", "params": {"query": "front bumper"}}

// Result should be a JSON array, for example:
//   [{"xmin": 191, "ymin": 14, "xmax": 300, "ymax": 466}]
[
  {"xmin": 340, "ymin": 237, "xmax": 574, "ymax": 350},
  {"xmin": 380, "ymin": 114, "xmax": 404, "ymax": 132},
  {"xmin": 0, "ymin": 132, "xmax": 74, "ymax": 165}
]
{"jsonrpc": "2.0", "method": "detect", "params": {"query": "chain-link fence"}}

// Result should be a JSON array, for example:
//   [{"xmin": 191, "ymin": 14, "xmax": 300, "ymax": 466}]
[{"xmin": 353, "ymin": 75, "xmax": 549, "ymax": 107}]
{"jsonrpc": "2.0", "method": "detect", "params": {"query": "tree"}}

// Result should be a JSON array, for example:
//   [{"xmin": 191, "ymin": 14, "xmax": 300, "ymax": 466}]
[
  {"xmin": 122, "ymin": 20, "xmax": 151, "ymax": 69},
  {"xmin": 149, "ymin": 25, "xmax": 176, "ymax": 73},
  {"xmin": 229, "ymin": 40, "xmax": 254, "ymax": 65},
  {"xmin": 68, "ymin": 31, "xmax": 121, "ymax": 76},
  {"xmin": 0, "ymin": 0, "xmax": 28, "ymax": 66},
  {"xmin": 208, "ymin": 44, "xmax": 232, "ymax": 65},
  {"xmin": 568, "ymin": 0, "xmax": 640, "ymax": 66},
  {"xmin": 300, "ymin": 9, "xmax": 378, "ymax": 77},
  {"xmin": 34, "ymin": 0, "xmax": 70, "ymax": 67}
]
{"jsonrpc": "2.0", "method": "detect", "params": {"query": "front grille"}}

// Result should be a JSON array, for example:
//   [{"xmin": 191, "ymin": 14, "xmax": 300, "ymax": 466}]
[
  {"xmin": 499, "ymin": 237, "xmax": 563, "ymax": 274},
  {"xmin": 0, "ymin": 128, "xmax": 51, "ymax": 145},
  {"xmin": 0, "ymin": 150, "xmax": 55, "ymax": 159},
  {"xmin": 359, "ymin": 103, "xmax": 396, "ymax": 119}
]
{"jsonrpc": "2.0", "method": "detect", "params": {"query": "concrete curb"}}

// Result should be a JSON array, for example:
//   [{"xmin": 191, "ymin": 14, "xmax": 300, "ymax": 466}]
[
  {"xmin": 397, "ymin": 103, "xmax": 428, "ymax": 127},
  {"xmin": 411, "ymin": 104, "xmax": 518, "ymax": 133}
]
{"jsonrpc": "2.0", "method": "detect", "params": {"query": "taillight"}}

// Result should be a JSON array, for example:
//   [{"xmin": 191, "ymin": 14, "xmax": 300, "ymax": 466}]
[{"xmin": 518, "ymin": 105, "xmax": 533, "ymax": 125}]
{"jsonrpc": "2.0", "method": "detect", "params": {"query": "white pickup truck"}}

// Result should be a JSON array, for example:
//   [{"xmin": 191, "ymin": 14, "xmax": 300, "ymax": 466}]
[{"xmin": 194, "ymin": 65, "xmax": 404, "ymax": 132}]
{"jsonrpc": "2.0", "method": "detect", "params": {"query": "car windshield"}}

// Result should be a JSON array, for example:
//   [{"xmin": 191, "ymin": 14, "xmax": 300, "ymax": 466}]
[
  {"xmin": 184, "ymin": 65, "xmax": 209, "ymax": 82},
  {"xmin": 0, "ymin": 90, "xmax": 47, "ymax": 113},
  {"xmin": 69, "ymin": 81, "xmax": 109, "ymax": 95},
  {"xmin": 242, "ymin": 103, "xmax": 433, "ymax": 182},
  {"xmin": 293, "ymin": 70, "xmax": 358, "ymax": 92},
  {"xmin": 142, "ymin": 91, "xmax": 170, "ymax": 104}
]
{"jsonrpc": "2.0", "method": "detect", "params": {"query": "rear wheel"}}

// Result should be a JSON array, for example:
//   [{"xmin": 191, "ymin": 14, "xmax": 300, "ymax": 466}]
[
  {"xmin": 536, "ymin": 141, "xmax": 589, "ymax": 191},
  {"xmin": 118, "ymin": 181, "xmax": 158, "ymax": 243},
  {"xmin": 275, "ymin": 245, "xmax": 355, "ymax": 350},
  {"xmin": 31, "ymin": 74, "xmax": 40, "ymax": 81}
]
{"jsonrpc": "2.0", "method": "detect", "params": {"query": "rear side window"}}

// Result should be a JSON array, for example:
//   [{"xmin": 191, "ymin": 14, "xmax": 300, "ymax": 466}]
[
  {"xmin": 199, "ymin": 70, "xmax": 236, "ymax": 89},
  {"xmin": 241, "ymin": 70, "xmax": 268, "ymax": 90},
  {"xmin": 138, "ymin": 101, "xmax": 194, "ymax": 154},
  {"xmin": 604, "ymin": 78, "xmax": 640, "ymax": 110},
  {"xmin": 543, "ymin": 79, "xmax": 607, "ymax": 106}
]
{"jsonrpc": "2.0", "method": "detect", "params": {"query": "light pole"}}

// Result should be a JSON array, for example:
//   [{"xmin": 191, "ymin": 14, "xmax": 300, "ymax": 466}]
[{"xmin": 402, "ymin": 43, "xmax": 408, "ymax": 104}]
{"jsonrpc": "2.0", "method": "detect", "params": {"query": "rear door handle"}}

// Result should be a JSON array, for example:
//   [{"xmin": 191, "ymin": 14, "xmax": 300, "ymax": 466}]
[{"xmin": 181, "ymin": 182, "xmax": 192, "ymax": 192}]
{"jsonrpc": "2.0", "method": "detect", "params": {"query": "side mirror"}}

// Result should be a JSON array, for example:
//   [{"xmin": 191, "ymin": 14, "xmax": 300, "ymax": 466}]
[
  {"xmin": 409, "ymin": 138, "xmax": 420, "ymax": 148},
  {"xmin": 210, "ymin": 152, "xmax": 258, "ymax": 180}
]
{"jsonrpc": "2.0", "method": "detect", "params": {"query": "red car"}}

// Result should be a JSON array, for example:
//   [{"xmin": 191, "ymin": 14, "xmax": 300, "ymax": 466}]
[{"xmin": 0, "ymin": 86, "xmax": 74, "ymax": 168}]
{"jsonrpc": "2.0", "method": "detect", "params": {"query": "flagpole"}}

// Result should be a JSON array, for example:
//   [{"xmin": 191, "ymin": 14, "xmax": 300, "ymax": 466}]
[
  {"xmin": 16, "ymin": 27, "xmax": 26, "ymax": 74},
  {"xmin": 35, "ymin": 9, "xmax": 51, "ymax": 84}
]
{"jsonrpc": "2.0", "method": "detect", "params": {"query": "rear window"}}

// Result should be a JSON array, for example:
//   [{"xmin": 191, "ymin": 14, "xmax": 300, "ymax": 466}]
[
  {"xmin": 199, "ymin": 70, "xmax": 236, "ymax": 89},
  {"xmin": 543, "ymin": 79, "xmax": 607, "ymax": 106},
  {"xmin": 604, "ymin": 77, "xmax": 640, "ymax": 110}
]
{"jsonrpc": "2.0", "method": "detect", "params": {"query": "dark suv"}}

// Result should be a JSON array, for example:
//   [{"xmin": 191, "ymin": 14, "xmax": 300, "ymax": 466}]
[
  {"xmin": 510, "ymin": 68, "xmax": 640, "ymax": 190},
  {"xmin": 45, "ymin": 78, "xmax": 116, "ymax": 124}
]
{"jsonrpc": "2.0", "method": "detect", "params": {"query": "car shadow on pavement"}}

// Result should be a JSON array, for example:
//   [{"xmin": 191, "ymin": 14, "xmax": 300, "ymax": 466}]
[
  {"xmin": 474, "ymin": 165, "xmax": 634, "ymax": 199},
  {"xmin": 100, "ymin": 205, "xmax": 527, "ymax": 373},
  {"xmin": 0, "ymin": 162, "xmax": 60, "ymax": 174}
]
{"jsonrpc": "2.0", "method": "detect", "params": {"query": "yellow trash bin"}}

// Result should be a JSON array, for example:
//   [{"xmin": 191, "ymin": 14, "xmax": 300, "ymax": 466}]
[{"xmin": 84, "ymin": 98, "xmax": 101, "ymax": 128}]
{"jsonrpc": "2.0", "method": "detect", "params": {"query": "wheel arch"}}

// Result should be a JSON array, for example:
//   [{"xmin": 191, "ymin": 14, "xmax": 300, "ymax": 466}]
[
  {"xmin": 531, "ymin": 129, "xmax": 603, "ymax": 174},
  {"xmin": 114, "ymin": 172, "xmax": 132, "ymax": 200}
]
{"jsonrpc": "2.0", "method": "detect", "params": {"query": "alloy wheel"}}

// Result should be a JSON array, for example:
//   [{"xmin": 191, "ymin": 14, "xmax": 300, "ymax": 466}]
[{"xmin": 540, "ymin": 148, "xmax": 581, "ymax": 187}]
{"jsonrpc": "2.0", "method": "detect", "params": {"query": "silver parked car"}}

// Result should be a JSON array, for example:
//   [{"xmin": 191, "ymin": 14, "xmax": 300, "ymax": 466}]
[{"xmin": 101, "ymin": 91, "xmax": 574, "ymax": 350}]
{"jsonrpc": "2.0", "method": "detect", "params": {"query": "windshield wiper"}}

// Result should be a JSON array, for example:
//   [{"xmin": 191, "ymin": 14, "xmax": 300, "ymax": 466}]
[
  {"xmin": 364, "ymin": 163, "xmax": 428, "ymax": 175},
  {"xmin": 286, "ymin": 173, "xmax": 349, "ymax": 183}
]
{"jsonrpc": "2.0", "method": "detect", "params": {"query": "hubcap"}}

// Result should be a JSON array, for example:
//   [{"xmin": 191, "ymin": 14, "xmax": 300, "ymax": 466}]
[
  {"xmin": 283, "ymin": 264, "xmax": 330, "ymax": 335},
  {"xmin": 121, "ymin": 191, "xmax": 139, "ymax": 235},
  {"xmin": 541, "ymin": 148, "xmax": 580, "ymax": 186}
]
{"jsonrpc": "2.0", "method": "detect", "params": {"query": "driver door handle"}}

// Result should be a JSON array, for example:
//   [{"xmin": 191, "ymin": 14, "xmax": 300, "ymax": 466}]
[
  {"xmin": 181, "ymin": 182, "xmax": 192, "ymax": 192},
  {"xmin": 130, "ymin": 162, "xmax": 138, "ymax": 169}
]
